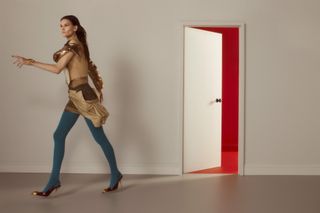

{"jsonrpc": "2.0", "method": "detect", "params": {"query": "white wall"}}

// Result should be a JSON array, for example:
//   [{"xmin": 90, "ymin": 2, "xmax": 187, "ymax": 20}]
[{"xmin": 1, "ymin": 0, "xmax": 319, "ymax": 175}]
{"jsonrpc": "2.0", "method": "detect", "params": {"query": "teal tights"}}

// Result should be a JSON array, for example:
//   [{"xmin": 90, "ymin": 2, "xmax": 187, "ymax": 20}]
[{"xmin": 42, "ymin": 111, "xmax": 122, "ymax": 192}]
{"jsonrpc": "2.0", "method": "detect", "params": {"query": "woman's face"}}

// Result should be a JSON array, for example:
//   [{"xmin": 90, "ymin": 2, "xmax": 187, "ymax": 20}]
[{"xmin": 60, "ymin": 19, "xmax": 77, "ymax": 38}]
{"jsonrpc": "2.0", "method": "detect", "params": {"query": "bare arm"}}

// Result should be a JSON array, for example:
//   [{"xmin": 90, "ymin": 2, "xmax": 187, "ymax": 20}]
[{"xmin": 12, "ymin": 51, "xmax": 75, "ymax": 74}]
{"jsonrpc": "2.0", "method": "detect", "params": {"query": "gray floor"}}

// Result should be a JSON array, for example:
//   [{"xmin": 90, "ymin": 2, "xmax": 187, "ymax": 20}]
[{"xmin": 0, "ymin": 173, "xmax": 319, "ymax": 213}]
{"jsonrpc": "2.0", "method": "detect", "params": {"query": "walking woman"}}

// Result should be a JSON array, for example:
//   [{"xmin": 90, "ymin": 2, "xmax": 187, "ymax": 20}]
[{"xmin": 11, "ymin": 15, "xmax": 123, "ymax": 196}]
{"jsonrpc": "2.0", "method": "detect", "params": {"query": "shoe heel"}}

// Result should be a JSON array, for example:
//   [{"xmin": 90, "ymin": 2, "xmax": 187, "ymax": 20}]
[
  {"xmin": 102, "ymin": 175, "xmax": 123, "ymax": 193},
  {"xmin": 54, "ymin": 185, "xmax": 61, "ymax": 193}
]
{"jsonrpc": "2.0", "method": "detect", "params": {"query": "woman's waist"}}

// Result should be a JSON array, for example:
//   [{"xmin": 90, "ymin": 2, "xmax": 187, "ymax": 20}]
[
  {"xmin": 68, "ymin": 82, "xmax": 90, "ymax": 90},
  {"xmin": 67, "ymin": 75, "xmax": 89, "ymax": 89},
  {"xmin": 68, "ymin": 83, "xmax": 98, "ymax": 101}
]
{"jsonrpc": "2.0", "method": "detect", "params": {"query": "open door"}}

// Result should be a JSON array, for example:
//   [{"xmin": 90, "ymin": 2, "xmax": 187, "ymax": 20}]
[{"xmin": 184, "ymin": 27, "xmax": 222, "ymax": 173}]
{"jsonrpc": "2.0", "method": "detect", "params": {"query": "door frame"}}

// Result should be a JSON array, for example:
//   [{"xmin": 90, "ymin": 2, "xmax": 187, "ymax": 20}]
[{"xmin": 179, "ymin": 21, "xmax": 246, "ymax": 176}]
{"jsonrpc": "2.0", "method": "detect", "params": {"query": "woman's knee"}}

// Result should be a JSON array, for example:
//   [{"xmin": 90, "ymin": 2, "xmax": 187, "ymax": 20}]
[{"xmin": 53, "ymin": 129, "xmax": 67, "ymax": 142}]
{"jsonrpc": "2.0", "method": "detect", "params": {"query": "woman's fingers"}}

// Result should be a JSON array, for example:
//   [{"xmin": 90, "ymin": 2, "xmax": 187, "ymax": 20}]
[
  {"xmin": 13, "ymin": 58, "xmax": 20, "ymax": 64},
  {"xmin": 12, "ymin": 55, "xmax": 20, "ymax": 64},
  {"xmin": 12, "ymin": 55, "xmax": 24, "ymax": 62},
  {"xmin": 11, "ymin": 55, "xmax": 25, "ymax": 68},
  {"xmin": 12, "ymin": 55, "xmax": 23, "ymax": 60},
  {"xmin": 13, "ymin": 59, "xmax": 22, "ymax": 67}
]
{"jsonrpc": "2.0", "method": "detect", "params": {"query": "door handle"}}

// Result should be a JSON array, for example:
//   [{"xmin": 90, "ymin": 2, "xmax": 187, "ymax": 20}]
[{"xmin": 209, "ymin": 98, "xmax": 222, "ymax": 105}]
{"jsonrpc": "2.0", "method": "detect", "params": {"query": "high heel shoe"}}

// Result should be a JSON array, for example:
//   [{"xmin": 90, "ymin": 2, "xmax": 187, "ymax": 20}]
[
  {"xmin": 31, "ymin": 182, "xmax": 61, "ymax": 197},
  {"xmin": 102, "ymin": 174, "xmax": 123, "ymax": 193}
]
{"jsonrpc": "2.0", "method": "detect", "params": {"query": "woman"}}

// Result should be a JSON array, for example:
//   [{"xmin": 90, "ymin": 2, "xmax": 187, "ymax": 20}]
[{"xmin": 11, "ymin": 15, "xmax": 123, "ymax": 196}]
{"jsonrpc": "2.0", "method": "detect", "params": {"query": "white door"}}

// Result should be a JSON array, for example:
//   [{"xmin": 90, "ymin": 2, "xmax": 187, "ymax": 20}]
[{"xmin": 184, "ymin": 27, "xmax": 222, "ymax": 173}]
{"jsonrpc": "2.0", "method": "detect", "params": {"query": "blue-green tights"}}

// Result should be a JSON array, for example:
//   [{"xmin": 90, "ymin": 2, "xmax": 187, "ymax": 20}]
[{"xmin": 42, "ymin": 111, "xmax": 122, "ymax": 192}]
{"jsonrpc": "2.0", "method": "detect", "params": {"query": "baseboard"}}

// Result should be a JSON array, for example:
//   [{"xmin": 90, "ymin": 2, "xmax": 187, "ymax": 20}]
[
  {"xmin": 245, "ymin": 164, "xmax": 320, "ymax": 175},
  {"xmin": 0, "ymin": 162, "xmax": 181, "ymax": 175},
  {"xmin": 5, "ymin": 163, "xmax": 320, "ymax": 176}
]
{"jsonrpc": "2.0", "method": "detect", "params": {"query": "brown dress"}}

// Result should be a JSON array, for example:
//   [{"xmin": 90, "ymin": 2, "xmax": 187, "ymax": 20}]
[
  {"xmin": 53, "ymin": 41, "xmax": 109, "ymax": 127},
  {"xmin": 64, "ymin": 77, "xmax": 99, "ymax": 114}
]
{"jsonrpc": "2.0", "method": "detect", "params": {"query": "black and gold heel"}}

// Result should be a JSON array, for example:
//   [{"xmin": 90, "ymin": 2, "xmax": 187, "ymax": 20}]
[
  {"xmin": 32, "ymin": 183, "xmax": 61, "ymax": 197},
  {"xmin": 102, "ymin": 174, "xmax": 123, "ymax": 193}
]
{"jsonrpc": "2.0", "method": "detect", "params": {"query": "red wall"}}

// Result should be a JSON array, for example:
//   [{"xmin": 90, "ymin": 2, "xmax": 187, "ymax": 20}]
[{"xmin": 194, "ymin": 27, "xmax": 239, "ymax": 152}]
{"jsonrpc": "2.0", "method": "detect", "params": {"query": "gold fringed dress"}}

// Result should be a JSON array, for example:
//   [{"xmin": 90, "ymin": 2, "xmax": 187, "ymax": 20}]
[{"xmin": 52, "ymin": 41, "xmax": 109, "ymax": 127}]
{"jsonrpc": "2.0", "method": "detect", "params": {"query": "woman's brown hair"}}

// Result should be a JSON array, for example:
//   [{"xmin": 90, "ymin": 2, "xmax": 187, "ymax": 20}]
[{"xmin": 60, "ymin": 15, "xmax": 104, "ymax": 102}]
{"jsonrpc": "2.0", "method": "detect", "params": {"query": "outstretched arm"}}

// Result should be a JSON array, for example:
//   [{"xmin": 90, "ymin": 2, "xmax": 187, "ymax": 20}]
[{"xmin": 12, "ymin": 51, "xmax": 74, "ymax": 74}]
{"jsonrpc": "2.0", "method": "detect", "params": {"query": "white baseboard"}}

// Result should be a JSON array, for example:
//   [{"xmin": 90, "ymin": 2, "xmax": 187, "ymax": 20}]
[
  {"xmin": 245, "ymin": 164, "xmax": 320, "ymax": 175},
  {"xmin": 0, "ymin": 162, "xmax": 181, "ymax": 175},
  {"xmin": 4, "ymin": 163, "xmax": 319, "ymax": 175}
]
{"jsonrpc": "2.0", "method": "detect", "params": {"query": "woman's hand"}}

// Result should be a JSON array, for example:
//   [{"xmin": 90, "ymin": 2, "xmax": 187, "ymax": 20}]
[{"xmin": 11, "ymin": 55, "xmax": 35, "ymax": 68}]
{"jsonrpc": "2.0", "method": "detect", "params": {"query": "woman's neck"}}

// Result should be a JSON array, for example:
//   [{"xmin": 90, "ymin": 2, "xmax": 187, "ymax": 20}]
[{"xmin": 67, "ymin": 34, "xmax": 80, "ymax": 43}]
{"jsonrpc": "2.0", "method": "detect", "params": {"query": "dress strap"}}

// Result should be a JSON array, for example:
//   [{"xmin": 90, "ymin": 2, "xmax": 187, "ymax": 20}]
[
  {"xmin": 68, "ymin": 76, "xmax": 89, "ymax": 89},
  {"xmin": 70, "ymin": 76, "xmax": 88, "ymax": 82}
]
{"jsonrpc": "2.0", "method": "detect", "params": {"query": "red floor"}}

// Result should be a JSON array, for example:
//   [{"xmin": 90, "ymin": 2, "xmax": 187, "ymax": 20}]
[{"xmin": 189, "ymin": 151, "xmax": 238, "ymax": 174}]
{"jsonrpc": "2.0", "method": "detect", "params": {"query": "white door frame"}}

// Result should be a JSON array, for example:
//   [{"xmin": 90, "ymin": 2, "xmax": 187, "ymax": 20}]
[{"xmin": 178, "ymin": 21, "xmax": 246, "ymax": 176}]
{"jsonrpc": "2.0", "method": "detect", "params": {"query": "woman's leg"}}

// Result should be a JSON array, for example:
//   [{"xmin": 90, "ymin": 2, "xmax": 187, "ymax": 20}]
[
  {"xmin": 42, "ymin": 111, "xmax": 80, "ymax": 192},
  {"xmin": 84, "ymin": 117, "xmax": 122, "ymax": 188}
]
